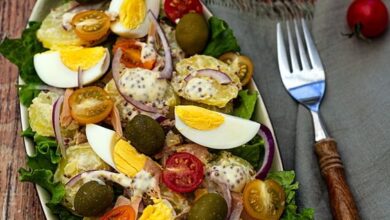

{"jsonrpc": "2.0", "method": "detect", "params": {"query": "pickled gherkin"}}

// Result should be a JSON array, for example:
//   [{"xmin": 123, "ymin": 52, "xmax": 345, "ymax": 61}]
[
  {"xmin": 74, "ymin": 181, "xmax": 114, "ymax": 216},
  {"xmin": 188, "ymin": 193, "xmax": 228, "ymax": 220},
  {"xmin": 124, "ymin": 114, "xmax": 165, "ymax": 156}
]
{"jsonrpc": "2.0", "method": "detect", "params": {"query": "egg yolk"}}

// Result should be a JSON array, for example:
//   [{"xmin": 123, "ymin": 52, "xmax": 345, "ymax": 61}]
[
  {"xmin": 113, "ymin": 139, "xmax": 147, "ymax": 177},
  {"xmin": 138, "ymin": 199, "xmax": 174, "ymax": 220},
  {"xmin": 119, "ymin": 0, "xmax": 146, "ymax": 29},
  {"xmin": 59, "ymin": 46, "xmax": 105, "ymax": 71},
  {"xmin": 175, "ymin": 105, "xmax": 225, "ymax": 130}
]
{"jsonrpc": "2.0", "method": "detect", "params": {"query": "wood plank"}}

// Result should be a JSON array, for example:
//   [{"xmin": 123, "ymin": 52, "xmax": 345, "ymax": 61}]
[{"xmin": 0, "ymin": 0, "xmax": 45, "ymax": 219}]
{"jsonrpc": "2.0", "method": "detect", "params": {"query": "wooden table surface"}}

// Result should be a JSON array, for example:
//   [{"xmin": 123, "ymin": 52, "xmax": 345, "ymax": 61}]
[{"xmin": 0, "ymin": 0, "xmax": 46, "ymax": 219}]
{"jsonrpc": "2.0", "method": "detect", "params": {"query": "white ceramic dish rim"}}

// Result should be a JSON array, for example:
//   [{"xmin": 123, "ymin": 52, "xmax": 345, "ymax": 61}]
[{"xmin": 20, "ymin": 0, "xmax": 284, "ymax": 219}]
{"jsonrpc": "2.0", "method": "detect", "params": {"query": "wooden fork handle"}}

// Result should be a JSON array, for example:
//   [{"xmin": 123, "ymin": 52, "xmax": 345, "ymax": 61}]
[{"xmin": 314, "ymin": 138, "xmax": 360, "ymax": 220}]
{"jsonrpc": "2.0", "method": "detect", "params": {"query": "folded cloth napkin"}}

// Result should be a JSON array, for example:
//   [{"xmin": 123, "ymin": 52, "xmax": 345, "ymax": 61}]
[{"xmin": 205, "ymin": 0, "xmax": 390, "ymax": 219}]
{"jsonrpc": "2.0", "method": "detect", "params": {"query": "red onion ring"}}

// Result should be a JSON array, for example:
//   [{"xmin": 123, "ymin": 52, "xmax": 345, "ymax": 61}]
[
  {"xmin": 216, "ymin": 182, "xmax": 232, "ymax": 218},
  {"xmin": 229, "ymin": 192, "xmax": 244, "ymax": 220},
  {"xmin": 77, "ymin": 67, "xmax": 83, "ymax": 88},
  {"xmin": 255, "ymin": 124, "xmax": 276, "ymax": 179},
  {"xmin": 112, "ymin": 49, "xmax": 160, "ymax": 113},
  {"xmin": 64, "ymin": 1, "xmax": 81, "ymax": 13},
  {"xmin": 52, "ymin": 96, "xmax": 66, "ymax": 158},
  {"xmin": 65, "ymin": 172, "xmax": 83, "ymax": 187},
  {"xmin": 155, "ymin": 115, "xmax": 167, "ymax": 123},
  {"xmin": 147, "ymin": 10, "xmax": 172, "ymax": 80},
  {"xmin": 184, "ymin": 69, "xmax": 232, "ymax": 85}
]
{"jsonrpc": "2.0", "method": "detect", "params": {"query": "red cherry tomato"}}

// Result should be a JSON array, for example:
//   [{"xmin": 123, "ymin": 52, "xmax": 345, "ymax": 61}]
[
  {"xmin": 347, "ymin": 0, "xmax": 389, "ymax": 38},
  {"xmin": 162, "ymin": 152, "xmax": 204, "ymax": 193},
  {"xmin": 164, "ymin": 0, "xmax": 203, "ymax": 23}
]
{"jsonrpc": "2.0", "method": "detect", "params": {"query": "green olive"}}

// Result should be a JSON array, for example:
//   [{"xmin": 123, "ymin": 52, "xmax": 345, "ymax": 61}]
[
  {"xmin": 124, "ymin": 114, "xmax": 165, "ymax": 156},
  {"xmin": 188, "ymin": 193, "xmax": 228, "ymax": 220},
  {"xmin": 74, "ymin": 181, "xmax": 113, "ymax": 217},
  {"xmin": 176, "ymin": 13, "xmax": 209, "ymax": 56}
]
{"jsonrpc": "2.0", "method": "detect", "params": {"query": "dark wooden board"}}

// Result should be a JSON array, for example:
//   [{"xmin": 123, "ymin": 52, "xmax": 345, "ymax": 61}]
[{"xmin": 0, "ymin": 0, "xmax": 45, "ymax": 219}]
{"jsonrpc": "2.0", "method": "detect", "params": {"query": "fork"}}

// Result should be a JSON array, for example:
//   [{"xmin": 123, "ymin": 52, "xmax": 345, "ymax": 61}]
[{"xmin": 277, "ymin": 20, "xmax": 360, "ymax": 220}]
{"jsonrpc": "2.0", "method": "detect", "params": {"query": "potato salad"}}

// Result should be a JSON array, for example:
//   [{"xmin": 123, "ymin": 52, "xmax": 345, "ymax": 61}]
[{"xmin": 0, "ymin": 0, "xmax": 315, "ymax": 219}]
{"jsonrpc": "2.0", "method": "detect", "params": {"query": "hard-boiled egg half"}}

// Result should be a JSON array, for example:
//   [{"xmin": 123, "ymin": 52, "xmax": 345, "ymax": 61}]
[
  {"xmin": 108, "ymin": 0, "xmax": 160, "ymax": 38},
  {"xmin": 34, "ymin": 46, "xmax": 110, "ymax": 88},
  {"xmin": 86, "ymin": 124, "xmax": 147, "ymax": 177},
  {"xmin": 175, "ymin": 105, "xmax": 260, "ymax": 149}
]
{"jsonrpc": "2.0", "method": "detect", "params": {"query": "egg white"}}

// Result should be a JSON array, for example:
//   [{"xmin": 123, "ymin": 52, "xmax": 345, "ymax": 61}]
[
  {"xmin": 175, "ymin": 113, "xmax": 261, "ymax": 149},
  {"xmin": 86, "ymin": 124, "xmax": 120, "ymax": 168},
  {"xmin": 34, "ymin": 48, "xmax": 110, "ymax": 88},
  {"xmin": 108, "ymin": 0, "xmax": 160, "ymax": 38}
]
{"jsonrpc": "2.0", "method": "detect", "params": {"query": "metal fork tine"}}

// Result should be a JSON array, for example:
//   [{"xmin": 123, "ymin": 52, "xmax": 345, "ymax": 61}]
[
  {"xmin": 286, "ymin": 22, "xmax": 300, "ymax": 72},
  {"xmin": 277, "ymin": 23, "xmax": 291, "ymax": 75},
  {"xmin": 301, "ymin": 19, "xmax": 324, "ymax": 70},
  {"xmin": 294, "ymin": 20, "xmax": 310, "ymax": 70}
]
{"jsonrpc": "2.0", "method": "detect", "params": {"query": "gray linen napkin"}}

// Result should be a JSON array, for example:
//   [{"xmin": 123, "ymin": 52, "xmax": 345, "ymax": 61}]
[{"xmin": 205, "ymin": 1, "xmax": 390, "ymax": 219}]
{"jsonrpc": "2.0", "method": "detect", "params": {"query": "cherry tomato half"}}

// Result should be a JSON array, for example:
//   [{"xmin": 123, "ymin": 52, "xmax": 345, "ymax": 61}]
[
  {"xmin": 113, "ymin": 38, "xmax": 155, "ymax": 70},
  {"xmin": 219, "ymin": 52, "xmax": 254, "ymax": 86},
  {"xmin": 347, "ymin": 0, "xmax": 389, "ymax": 38},
  {"xmin": 164, "ymin": 0, "xmax": 203, "ymax": 23},
  {"xmin": 69, "ymin": 86, "xmax": 113, "ymax": 124},
  {"xmin": 100, "ymin": 205, "xmax": 135, "ymax": 220},
  {"xmin": 72, "ymin": 10, "xmax": 111, "ymax": 41},
  {"xmin": 162, "ymin": 152, "xmax": 204, "ymax": 193},
  {"xmin": 243, "ymin": 179, "xmax": 285, "ymax": 220}
]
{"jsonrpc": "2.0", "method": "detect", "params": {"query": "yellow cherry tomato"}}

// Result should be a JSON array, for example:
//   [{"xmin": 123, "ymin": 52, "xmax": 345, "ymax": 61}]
[
  {"xmin": 219, "ymin": 52, "xmax": 254, "ymax": 86},
  {"xmin": 243, "ymin": 179, "xmax": 285, "ymax": 220},
  {"xmin": 72, "ymin": 10, "xmax": 110, "ymax": 42},
  {"xmin": 69, "ymin": 86, "xmax": 113, "ymax": 124}
]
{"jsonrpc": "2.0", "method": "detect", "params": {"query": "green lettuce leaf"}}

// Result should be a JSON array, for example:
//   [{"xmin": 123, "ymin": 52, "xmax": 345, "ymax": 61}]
[
  {"xmin": 21, "ymin": 126, "xmax": 35, "ymax": 138},
  {"xmin": 27, "ymin": 134, "xmax": 61, "ymax": 172},
  {"xmin": 233, "ymin": 90, "xmax": 257, "ymax": 119},
  {"xmin": 18, "ymin": 84, "xmax": 40, "ymax": 106},
  {"xmin": 267, "ymin": 171, "xmax": 315, "ymax": 220},
  {"xmin": 19, "ymin": 168, "xmax": 65, "ymax": 206},
  {"xmin": 203, "ymin": 16, "xmax": 240, "ymax": 57},
  {"xmin": 0, "ymin": 21, "xmax": 45, "ymax": 84},
  {"xmin": 19, "ymin": 128, "xmax": 65, "ymax": 210},
  {"xmin": 229, "ymin": 135, "xmax": 264, "ymax": 170},
  {"xmin": 48, "ymin": 204, "xmax": 82, "ymax": 220}
]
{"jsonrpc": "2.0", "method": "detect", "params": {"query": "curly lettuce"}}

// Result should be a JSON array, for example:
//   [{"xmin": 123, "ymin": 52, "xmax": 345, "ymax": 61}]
[
  {"xmin": 203, "ymin": 16, "xmax": 240, "ymax": 57},
  {"xmin": 19, "ymin": 128, "xmax": 79, "ymax": 219},
  {"xmin": 19, "ymin": 129, "xmax": 63, "ymax": 206},
  {"xmin": 267, "ymin": 171, "xmax": 315, "ymax": 220},
  {"xmin": 0, "ymin": 22, "xmax": 45, "ymax": 84}
]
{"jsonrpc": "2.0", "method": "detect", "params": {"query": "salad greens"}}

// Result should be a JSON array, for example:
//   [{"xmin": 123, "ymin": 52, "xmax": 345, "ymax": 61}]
[
  {"xmin": 0, "ymin": 22, "xmax": 45, "ymax": 84},
  {"xmin": 7, "ymin": 2, "xmax": 314, "ymax": 219},
  {"xmin": 19, "ymin": 169, "xmax": 65, "ymax": 206},
  {"xmin": 19, "ymin": 127, "xmax": 79, "ymax": 219},
  {"xmin": 18, "ymin": 84, "xmax": 41, "ymax": 106},
  {"xmin": 0, "ymin": 22, "xmax": 46, "ymax": 107},
  {"xmin": 231, "ymin": 92, "xmax": 315, "ymax": 219},
  {"xmin": 203, "ymin": 16, "xmax": 241, "ymax": 57},
  {"xmin": 233, "ymin": 89, "xmax": 258, "ymax": 119},
  {"xmin": 229, "ymin": 135, "xmax": 264, "ymax": 170},
  {"xmin": 268, "ymin": 171, "xmax": 315, "ymax": 220},
  {"xmin": 24, "ymin": 132, "xmax": 60, "ymax": 172}
]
